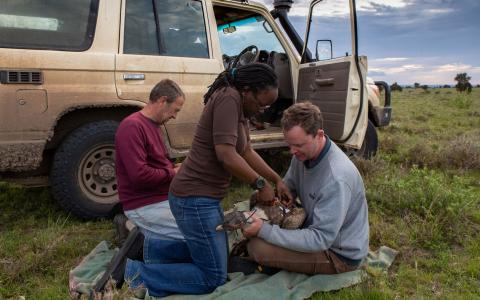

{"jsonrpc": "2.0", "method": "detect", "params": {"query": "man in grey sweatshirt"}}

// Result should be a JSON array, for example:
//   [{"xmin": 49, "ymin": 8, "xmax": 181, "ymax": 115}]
[{"xmin": 243, "ymin": 102, "xmax": 369, "ymax": 274}]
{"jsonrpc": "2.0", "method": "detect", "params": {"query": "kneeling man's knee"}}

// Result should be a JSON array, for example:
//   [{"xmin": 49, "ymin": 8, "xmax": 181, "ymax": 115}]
[{"xmin": 247, "ymin": 237, "xmax": 271, "ymax": 263}]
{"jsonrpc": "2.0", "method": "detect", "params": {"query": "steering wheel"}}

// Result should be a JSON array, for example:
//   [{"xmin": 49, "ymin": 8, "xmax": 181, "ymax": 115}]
[{"xmin": 231, "ymin": 45, "xmax": 259, "ymax": 68}]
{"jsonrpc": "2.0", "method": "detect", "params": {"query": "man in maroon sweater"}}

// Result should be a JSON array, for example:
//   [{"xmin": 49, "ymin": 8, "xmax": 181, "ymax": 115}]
[{"xmin": 115, "ymin": 79, "xmax": 185, "ymax": 242}]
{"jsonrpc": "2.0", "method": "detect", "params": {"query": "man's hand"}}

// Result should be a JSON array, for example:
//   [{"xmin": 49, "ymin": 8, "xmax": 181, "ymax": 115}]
[
  {"xmin": 275, "ymin": 180, "xmax": 293, "ymax": 207},
  {"xmin": 242, "ymin": 213, "xmax": 263, "ymax": 238},
  {"xmin": 257, "ymin": 181, "xmax": 275, "ymax": 205}
]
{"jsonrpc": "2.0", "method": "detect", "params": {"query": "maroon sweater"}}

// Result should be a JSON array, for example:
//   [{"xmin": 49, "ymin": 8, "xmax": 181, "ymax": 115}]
[{"xmin": 115, "ymin": 112, "xmax": 175, "ymax": 211}]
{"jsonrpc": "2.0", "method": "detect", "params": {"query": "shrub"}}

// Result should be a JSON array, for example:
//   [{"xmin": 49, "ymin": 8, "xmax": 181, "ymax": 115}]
[
  {"xmin": 406, "ymin": 143, "xmax": 437, "ymax": 168},
  {"xmin": 379, "ymin": 135, "xmax": 400, "ymax": 154},
  {"xmin": 454, "ymin": 73, "xmax": 473, "ymax": 93},
  {"xmin": 391, "ymin": 82, "xmax": 403, "ymax": 92},
  {"xmin": 440, "ymin": 135, "xmax": 480, "ymax": 170},
  {"xmin": 367, "ymin": 167, "xmax": 477, "ymax": 248},
  {"xmin": 351, "ymin": 156, "xmax": 386, "ymax": 180},
  {"xmin": 452, "ymin": 93, "xmax": 473, "ymax": 109}
]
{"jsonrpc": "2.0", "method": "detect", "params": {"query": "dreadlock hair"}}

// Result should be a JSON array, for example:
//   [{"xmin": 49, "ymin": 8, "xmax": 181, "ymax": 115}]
[{"xmin": 203, "ymin": 63, "xmax": 278, "ymax": 105}]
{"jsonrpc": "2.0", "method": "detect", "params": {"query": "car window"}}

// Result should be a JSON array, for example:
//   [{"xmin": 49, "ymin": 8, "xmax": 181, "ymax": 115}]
[
  {"xmin": 217, "ymin": 15, "xmax": 285, "ymax": 56},
  {"xmin": 124, "ymin": 0, "xmax": 209, "ymax": 58},
  {"xmin": 306, "ymin": 0, "xmax": 353, "ymax": 61},
  {"xmin": 0, "ymin": 0, "xmax": 98, "ymax": 51}
]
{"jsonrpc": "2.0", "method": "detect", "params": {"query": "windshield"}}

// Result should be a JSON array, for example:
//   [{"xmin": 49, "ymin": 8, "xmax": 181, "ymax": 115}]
[{"xmin": 217, "ymin": 15, "xmax": 285, "ymax": 56}]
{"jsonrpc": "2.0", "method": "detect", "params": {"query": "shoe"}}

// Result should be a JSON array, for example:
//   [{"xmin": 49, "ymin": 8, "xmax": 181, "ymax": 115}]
[
  {"xmin": 228, "ymin": 256, "xmax": 258, "ymax": 275},
  {"xmin": 94, "ymin": 226, "xmax": 144, "ymax": 292},
  {"xmin": 257, "ymin": 264, "xmax": 281, "ymax": 275},
  {"xmin": 228, "ymin": 256, "xmax": 281, "ymax": 276},
  {"xmin": 114, "ymin": 214, "xmax": 129, "ymax": 246},
  {"xmin": 126, "ymin": 231, "xmax": 144, "ymax": 262}
]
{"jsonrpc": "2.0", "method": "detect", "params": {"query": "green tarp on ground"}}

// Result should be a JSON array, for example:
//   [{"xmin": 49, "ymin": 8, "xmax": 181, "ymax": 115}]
[
  {"xmin": 69, "ymin": 240, "xmax": 117, "ymax": 299},
  {"xmin": 69, "ymin": 200, "xmax": 398, "ymax": 299},
  {"xmin": 145, "ymin": 246, "xmax": 397, "ymax": 300},
  {"xmin": 70, "ymin": 241, "xmax": 397, "ymax": 300}
]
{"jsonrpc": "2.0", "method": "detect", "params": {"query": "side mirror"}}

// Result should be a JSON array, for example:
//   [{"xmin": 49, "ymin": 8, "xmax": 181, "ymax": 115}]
[
  {"xmin": 223, "ymin": 25, "xmax": 236, "ymax": 34},
  {"xmin": 315, "ymin": 39, "xmax": 333, "ymax": 61}
]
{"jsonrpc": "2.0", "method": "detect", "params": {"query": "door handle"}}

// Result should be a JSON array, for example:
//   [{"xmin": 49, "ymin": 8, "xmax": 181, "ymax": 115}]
[
  {"xmin": 123, "ymin": 73, "xmax": 145, "ymax": 80},
  {"xmin": 315, "ymin": 78, "xmax": 335, "ymax": 86}
]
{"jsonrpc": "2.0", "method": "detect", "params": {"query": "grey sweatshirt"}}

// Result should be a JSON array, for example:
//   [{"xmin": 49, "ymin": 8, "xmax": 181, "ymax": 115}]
[{"xmin": 258, "ymin": 138, "xmax": 369, "ymax": 260}]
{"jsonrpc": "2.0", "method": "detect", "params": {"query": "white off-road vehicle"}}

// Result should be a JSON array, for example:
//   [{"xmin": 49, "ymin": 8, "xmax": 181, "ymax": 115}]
[{"xmin": 0, "ymin": 0, "xmax": 391, "ymax": 218}]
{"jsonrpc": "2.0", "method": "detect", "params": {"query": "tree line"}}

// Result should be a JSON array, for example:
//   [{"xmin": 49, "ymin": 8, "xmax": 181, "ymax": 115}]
[{"xmin": 389, "ymin": 73, "xmax": 475, "ymax": 93}]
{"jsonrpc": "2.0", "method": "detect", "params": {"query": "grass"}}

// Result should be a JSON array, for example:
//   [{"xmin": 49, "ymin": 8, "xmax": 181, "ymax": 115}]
[{"xmin": 1, "ymin": 88, "xmax": 479, "ymax": 299}]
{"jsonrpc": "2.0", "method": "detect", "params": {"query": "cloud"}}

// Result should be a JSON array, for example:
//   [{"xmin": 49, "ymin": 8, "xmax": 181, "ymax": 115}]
[
  {"xmin": 368, "ymin": 70, "xmax": 386, "ymax": 76},
  {"xmin": 254, "ymin": 0, "xmax": 480, "ymax": 84},
  {"xmin": 371, "ymin": 63, "xmax": 423, "ymax": 75},
  {"xmin": 358, "ymin": 0, "xmax": 409, "ymax": 14},
  {"xmin": 424, "ymin": 8, "xmax": 455, "ymax": 15},
  {"xmin": 257, "ymin": 0, "xmax": 409, "ymax": 17},
  {"xmin": 434, "ymin": 63, "xmax": 473, "ymax": 73},
  {"xmin": 356, "ymin": 0, "xmax": 459, "ymax": 29},
  {"xmin": 369, "ymin": 58, "xmax": 480, "ymax": 85},
  {"xmin": 389, "ymin": 65, "xmax": 423, "ymax": 75},
  {"xmin": 371, "ymin": 57, "xmax": 409, "ymax": 63}
]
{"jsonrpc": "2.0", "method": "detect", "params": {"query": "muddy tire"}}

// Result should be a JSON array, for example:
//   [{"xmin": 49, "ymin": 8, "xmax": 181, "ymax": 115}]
[
  {"xmin": 50, "ymin": 120, "xmax": 119, "ymax": 219},
  {"xmin": 356, "ymin": 120, "xmax": 378, "ymax": 159}
]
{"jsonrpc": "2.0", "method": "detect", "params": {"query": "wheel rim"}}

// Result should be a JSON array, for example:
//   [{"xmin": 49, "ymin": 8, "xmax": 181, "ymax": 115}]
[{"xmin": 78, "ymin": 144, "xmax": 118, "ymax": 204}]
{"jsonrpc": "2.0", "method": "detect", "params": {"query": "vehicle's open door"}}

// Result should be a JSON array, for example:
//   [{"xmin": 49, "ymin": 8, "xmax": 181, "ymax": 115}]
[{"xmin": 297, "ymin": 0, "xmax": 367, "ymax": 149}]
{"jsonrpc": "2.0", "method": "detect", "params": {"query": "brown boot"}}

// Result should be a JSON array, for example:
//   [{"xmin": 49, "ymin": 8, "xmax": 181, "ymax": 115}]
[{"xmin": 114, "ymin": 214, "xmax": 129, "ymax": 246}]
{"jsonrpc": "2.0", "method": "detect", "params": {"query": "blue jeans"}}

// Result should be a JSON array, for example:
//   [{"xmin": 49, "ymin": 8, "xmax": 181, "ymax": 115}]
[
  {"xmin": 125, "ymin": 194, "xmax": 228, "ymax": 297},
  {"xmin": 143, "ymin": 232, "xmax": 191, "ymax": 264}
]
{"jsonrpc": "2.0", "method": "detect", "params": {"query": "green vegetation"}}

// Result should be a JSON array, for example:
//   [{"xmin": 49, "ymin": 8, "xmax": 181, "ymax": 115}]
[
  {"xmin": 390, "ymin": 82, "xmax": 403, "ymax": 92},
  {"xmin": 1, "ymin": 88, "xmax": 479, "ymax": 299},
  {"xmin": 455, "ymin": 72, "xmax": 473, "ymax": 94}
]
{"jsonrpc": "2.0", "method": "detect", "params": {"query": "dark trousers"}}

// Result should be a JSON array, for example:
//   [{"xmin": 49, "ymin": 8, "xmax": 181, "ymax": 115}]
[{"xmin": 247, "ymin": 238, "xmax": 358, "ymax": 275}]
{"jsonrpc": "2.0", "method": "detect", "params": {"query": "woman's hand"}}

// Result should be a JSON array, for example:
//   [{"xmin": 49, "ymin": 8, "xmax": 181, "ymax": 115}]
[
  {"xmin": 275, "ymin": 180, "xmax": 293, "ymax": 207},
  {"xmin": 256, "ymin": 181, "xmax": 275, "ymax": 205}
]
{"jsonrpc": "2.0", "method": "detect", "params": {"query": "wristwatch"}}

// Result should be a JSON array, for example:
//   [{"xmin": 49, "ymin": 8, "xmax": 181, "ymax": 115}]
[{"xmin": 250, "ymin": 176, "xmax": 266, "ymax": 190}]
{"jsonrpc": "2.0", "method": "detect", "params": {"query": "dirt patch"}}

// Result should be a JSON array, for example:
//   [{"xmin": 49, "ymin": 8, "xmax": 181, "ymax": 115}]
[{"xmin": 0, "ymin": 142, "xmax": 45, "ymax": 172}]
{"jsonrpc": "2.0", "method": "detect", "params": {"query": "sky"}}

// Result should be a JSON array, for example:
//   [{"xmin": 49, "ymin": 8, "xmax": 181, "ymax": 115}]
[{"xmin": 257, "ymin": 0, "xmax": 480, "ymax": 86}]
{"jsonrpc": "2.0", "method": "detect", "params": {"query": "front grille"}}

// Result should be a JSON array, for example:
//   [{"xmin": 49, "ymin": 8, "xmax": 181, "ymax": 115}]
[{"xmin": 0, "ymin": 70, "xmax": 43, "ymax": 84}]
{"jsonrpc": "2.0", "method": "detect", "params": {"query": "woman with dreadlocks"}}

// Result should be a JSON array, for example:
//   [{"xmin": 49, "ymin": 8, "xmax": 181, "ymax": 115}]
[{"xmin": 124, "ymin": 63, "xmax": 293, "ymax": 297}]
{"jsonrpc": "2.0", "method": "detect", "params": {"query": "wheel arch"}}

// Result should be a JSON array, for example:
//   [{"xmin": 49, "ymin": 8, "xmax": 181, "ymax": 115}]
[
  {"xmin": 45, "ymin": 105, "xmax": 142, "ymax": 151},
  {"xmin": 367, "ymin": 102, "xmax": 379, "ymax": 127},
  {"xmin": 36, "ymin": 105, "xmax": 142, "ymax": 177}
]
